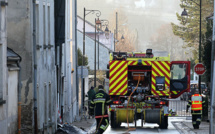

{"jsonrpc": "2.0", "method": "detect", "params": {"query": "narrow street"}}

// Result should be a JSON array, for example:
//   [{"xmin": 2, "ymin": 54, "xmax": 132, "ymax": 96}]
[
  {"xmin": 104, "ymin": 117, "xmax": 183, "ymax": 134},
  {"xmin": 0, "ymin": 0, "xmax": 214, "ymax": 134},
  {"xmin": 87, "ymin": 117, "xmax": 208, "ymax": 134}
]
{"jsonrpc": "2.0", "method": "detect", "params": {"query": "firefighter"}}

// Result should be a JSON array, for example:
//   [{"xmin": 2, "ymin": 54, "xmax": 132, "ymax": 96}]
[
  {"xmin": 87, "ymin": 86, "xmax": 96, "ymax": 118},
  {"xmin": 186, "ymin": 89, "xmax": 205, "ymax": 129},
  {"xmin": 89, "ymin": 85, "xmax": 112, "ymax": 134}
]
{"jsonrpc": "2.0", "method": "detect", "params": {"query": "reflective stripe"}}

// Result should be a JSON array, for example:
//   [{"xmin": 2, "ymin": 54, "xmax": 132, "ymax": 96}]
[
  {"xmin": 100, "ymin": 119, "xmax": 109, "ymax": 131},
  {"xmin": 91, "ymin": 101, "xmax": 94, "ymax": 104},
  {"xmin": 196, "ymin": 118, "xmax": 201, "ymax": 121},
  {"xmin": 192, "ymin": 95, "xmax": 202, "ymax": 101},
  {"xmin": 100, "ymin": 125, "xmax": 106, "ymax": 130},
  {"xmin": 95, "ymin": 100, "xmax": 105, "ymax": 103},
  {"xmin": 96, "ymin": 93, "xmax": 104, "ymax": 98},
  {"xmin": 104, "ymin": 119, "xmax": 109, "ymax": 130},
  {"xmin": 192, "ymin": 107, "xmax": 202, "ymax": 110},
  {"xmin": 192, "ymin": 102, "xmax": 202, "ymax": 104},
  {"xmin": 89, "ymin": 106, "xmax": 94, "ymax": 109},
  {"xmin": 193, "ymin": 121, "xmax": 196, "ymax": 124},
  {"xmin": 106, "ymin": 100, "xmax": 112, "ymax": 103},
  {"xmin": 94, "ymin": 98, "xmax": 105, "ymax": 101}
]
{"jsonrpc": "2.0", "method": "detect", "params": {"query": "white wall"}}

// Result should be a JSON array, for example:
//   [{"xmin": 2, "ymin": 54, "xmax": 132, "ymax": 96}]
[
  {"xmin": 77, "ymin": 16, "xmax": 114, "ymax": 51},
  {"xmin": 62, "ymin": 0, "xmax": 78, "ymax": 123},
  {"xmin": 35, "ymin": 0, "xmax": 56, "ymax": 133},
  {"xmin": 7, "ymin": 71, "xmax": 18, "ymax": 134},
  {"xmin": 77, "ymin": 16, "xmax": 95, "ymax": 33},
  {"xmin": 77, "ymin": 31, "xmax": 110, "ymax": 70}
]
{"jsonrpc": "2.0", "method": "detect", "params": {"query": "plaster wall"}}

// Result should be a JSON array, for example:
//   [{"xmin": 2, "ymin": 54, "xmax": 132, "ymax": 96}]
[
  {"xmin": 7, "ymin": 0, "xmax": 57, "ymax": 133},
  {"xmin": 0, "ymin": 1, "xmax": 8, "ymax": 134}
]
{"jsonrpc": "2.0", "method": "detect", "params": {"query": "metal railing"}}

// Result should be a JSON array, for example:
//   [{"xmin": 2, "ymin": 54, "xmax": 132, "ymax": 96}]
[{"xmin": 169, "ymin": 99, "xmax": 192, "ymax": 117}]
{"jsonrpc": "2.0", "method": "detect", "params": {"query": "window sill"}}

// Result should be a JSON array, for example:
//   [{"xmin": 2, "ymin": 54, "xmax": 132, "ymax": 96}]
[{"xmin": 0, "ymin": 99, "xmax": 6, "ymax": 105}]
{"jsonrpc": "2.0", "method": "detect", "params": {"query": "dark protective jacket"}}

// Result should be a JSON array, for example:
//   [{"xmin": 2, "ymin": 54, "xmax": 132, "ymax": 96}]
[
  {"xmin": 88, "ymin": 89, "xmax": 96, "ymax": 100},
  {"xmin": 89, "ymin": 89, "xmax": 112, "ymax": 118}
]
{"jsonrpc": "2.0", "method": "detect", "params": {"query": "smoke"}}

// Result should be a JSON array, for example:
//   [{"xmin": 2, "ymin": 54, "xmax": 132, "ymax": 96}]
[{"xmin": 78, "ymin": 0, "xmax": 185, "ymax": 59}]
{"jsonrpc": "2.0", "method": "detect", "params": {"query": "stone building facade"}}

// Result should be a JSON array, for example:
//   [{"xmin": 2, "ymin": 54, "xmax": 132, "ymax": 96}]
[{"xmin": 7, "ymin": 0, "xmax": 57, "ymax": 133}]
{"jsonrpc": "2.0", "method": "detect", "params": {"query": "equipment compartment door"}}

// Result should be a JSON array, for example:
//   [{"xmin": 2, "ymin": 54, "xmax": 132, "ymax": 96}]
[
  {"xmin": 109, "ymin": 61, "xmax": 128, "ymax": 95},
  {"xmin": 170, "ymin": 61, "xmax": 190, "ymax": 95}
]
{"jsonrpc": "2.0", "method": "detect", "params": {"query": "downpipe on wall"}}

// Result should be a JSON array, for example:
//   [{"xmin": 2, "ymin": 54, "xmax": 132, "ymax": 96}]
[
  {"xmin": 32, "ymin": 0, "xmax": 38, "ymax": 133},
  {"xmin": 17, "ymin": 61, "xmax": 22, "ymax": 134},
  {"xmin": 74, "ymin": 0, "xmax": 79, "ymax": 118}
]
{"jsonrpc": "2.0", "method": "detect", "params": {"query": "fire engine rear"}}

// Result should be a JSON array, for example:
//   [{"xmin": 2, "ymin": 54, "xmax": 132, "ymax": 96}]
[{"xmin": 106, "ymin": 49, "xmax": 190, "ymax": 129}]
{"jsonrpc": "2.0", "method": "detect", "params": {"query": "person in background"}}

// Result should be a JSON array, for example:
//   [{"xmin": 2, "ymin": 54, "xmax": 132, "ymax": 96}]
[
  {"xmin": 186, "ymin": 89, "xmax": 205, "ymax": 129},
  {"xmin": 87, "ymin": 86, "xmax": 96, "ymax": 119}
]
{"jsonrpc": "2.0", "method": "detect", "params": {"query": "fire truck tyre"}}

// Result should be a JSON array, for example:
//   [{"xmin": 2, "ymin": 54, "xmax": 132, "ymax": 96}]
[
  {"xmin": 159, "ymin": 116, "xmax": 168, "ymax": 129},
  {"xmin": 141, "ymin": 112, "xmax": 143, "ymax": 127},
  {"xmin": 110, "ymin": 111, "xmax": 121, "ymax": 128},
  {"xmin": 134, "ymin": 108, "xmax": 137, "ymax": 127}
]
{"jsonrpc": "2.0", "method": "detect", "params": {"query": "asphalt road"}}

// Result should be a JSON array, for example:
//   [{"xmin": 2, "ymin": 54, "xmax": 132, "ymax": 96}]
[
  {"xmin": 104, "ymin": 117, "xmax": 188, "ymax": 134},
  {"xmin": 87, "ymin": 99, "xmax": 192, "ymax": 134},
  {"xmin": 104, "ymin": 98, "xmax": 192, "ymax": 134}
]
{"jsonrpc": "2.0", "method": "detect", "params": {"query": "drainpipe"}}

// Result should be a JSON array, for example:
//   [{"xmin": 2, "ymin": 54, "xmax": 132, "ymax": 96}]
[
  {"xmin": 17, "ymin": 61, "xmax": 22, "ymax": 134},
  {"xmin": 32, "ymin": 0, "xmax": 38, "ymax": 133},
  {"xmin": 74, "ymin": 0, "xmax": 79, "ymax": 117}
]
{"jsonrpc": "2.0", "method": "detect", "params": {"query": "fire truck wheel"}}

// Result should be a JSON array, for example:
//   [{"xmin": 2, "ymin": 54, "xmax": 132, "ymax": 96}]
[
  {"xmin": 159, "ymin": 116, "xmax": 168, "ymax": 129},
  {"xmin": 110, "ymin": 111, "xmax": 121, "ymax": 128},
  {"xmin": 141, "ymin": 112, "xmax": 143, "ymax": 127},
  {"xmin": 134, "ymin": 108, "xmax": 137, "ymax": 128}
]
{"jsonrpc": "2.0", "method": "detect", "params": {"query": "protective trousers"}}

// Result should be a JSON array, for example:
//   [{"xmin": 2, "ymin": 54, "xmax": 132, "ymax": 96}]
[
  {"xmin": 96, "ymin": 117, "xmax": 109, "ymax": 134},
  {"xmin": 192, "ymin": 114, "xmax": 201, "ymax": 129}
]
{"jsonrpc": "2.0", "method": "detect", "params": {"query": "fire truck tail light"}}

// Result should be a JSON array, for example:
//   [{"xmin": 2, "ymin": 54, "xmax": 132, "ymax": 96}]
[
  {"xmin": 113, "ymin": 101, "xmax": 120, "ymax": 104},
  {"xmin": 160, "ymin": 101, "xmax": 166, "ymax": 105}
]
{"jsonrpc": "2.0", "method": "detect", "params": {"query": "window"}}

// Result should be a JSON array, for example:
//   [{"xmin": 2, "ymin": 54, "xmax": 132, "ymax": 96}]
[
  {"xmin": 36, "ymin": 4, "xmax": 39, "ymax": 46},
  {"xmin": 43, "ymin": 5, "xmax": 46, "ymax": 47},
  {"xmin": 49, "ymin": 82, "xmax": 52, "ymax": 122},
  {"xmin": 44, "ymin": 84, "xmax": 47, "ymax": 123},
  {"xmin": 170, "ymin": 64, "xmax": 187, "ymax": 80},
  {"xmin": 48, "ymin": 5, "xmax": 50, "ymax": 45},
  {"xmin": 0, "ymin": 45, "xmax": 3, "ymax": 101}
]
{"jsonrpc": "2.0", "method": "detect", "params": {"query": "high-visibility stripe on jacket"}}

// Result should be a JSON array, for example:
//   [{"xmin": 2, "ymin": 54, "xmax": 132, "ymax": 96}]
[
  {"xmin": 191, "ymin": 94, "xmax": 202, "ymax": 111},
  {"xmin": 90, "ymin": 89, "xmax": 113, "ymax": 117}
]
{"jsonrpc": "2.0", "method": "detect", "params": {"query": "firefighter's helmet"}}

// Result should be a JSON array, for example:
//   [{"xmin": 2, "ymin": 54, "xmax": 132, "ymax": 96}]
[{"xmin": 195, "ymin": 89, "xmax": 199, "ymax": 94}]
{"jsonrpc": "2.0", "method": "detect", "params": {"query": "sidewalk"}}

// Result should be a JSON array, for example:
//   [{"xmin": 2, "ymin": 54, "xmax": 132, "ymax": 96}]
[
  {"xmin": 183, "ymin": 120, "xmax": 209, "ymax": 134},
  {"xmin": 173, "ymin": 119, "xmax": 209, "ymax": 134},
  {"xmin": 72, "ymin": 117, "xmax": 96, "ymax": 132},
  {"xmin": 55, "ymin": 116, "xmax": 96, "ymax": 134}
]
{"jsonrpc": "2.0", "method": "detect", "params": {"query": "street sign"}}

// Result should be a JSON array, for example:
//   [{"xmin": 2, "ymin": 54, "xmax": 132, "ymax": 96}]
[{"xmin": 194, "ymin": 63, "xmax": 206, "ymax": 75}]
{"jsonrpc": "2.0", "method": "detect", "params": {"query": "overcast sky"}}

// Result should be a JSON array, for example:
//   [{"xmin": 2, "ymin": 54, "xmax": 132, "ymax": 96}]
[{"xmin": 77, "ymin": 0, "xmax": 183, "ymax": 51}]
